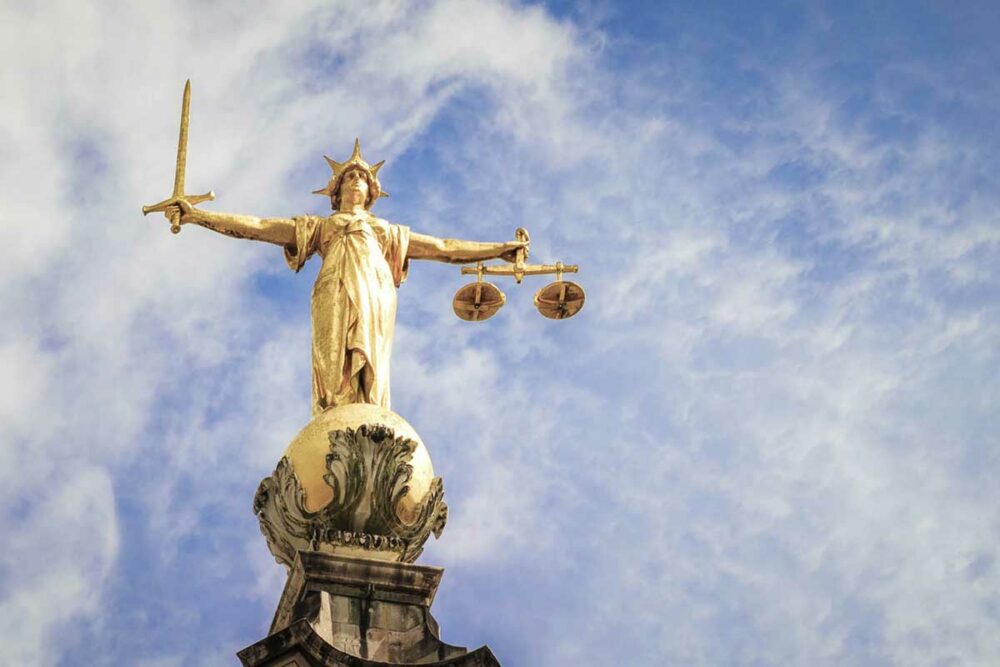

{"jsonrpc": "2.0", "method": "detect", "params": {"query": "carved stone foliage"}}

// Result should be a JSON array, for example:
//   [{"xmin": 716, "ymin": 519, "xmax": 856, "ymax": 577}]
[{"xmin": 255, "ymin": 424, "xmax": 447, "ymax": 567}]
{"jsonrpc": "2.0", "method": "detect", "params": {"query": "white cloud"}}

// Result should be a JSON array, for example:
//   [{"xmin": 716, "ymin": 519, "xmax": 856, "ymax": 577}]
[{"xmin": 0, "ymin": 467, "xmax": 117, "ymax": 666}]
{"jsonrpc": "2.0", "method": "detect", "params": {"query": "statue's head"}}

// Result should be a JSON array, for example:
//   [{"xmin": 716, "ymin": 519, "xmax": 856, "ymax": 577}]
[{"xmin": 312, "ymin": 138, "xmax": 388, "ymax": 210}]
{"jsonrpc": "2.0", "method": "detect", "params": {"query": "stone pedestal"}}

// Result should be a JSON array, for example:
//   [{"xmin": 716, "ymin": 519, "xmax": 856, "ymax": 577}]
[
  {"xmin": 237, "ymin": 551, "xmax": 500, "ymax": 666},
  {"xmin": 243, "ymin": 406, "xmax": 499, "ymax": 665}
]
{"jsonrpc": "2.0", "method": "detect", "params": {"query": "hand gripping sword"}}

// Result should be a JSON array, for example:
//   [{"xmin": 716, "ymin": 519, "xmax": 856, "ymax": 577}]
[{"xmin": 142, "ymin": 80, "xmax": 215, "ymax": 233}]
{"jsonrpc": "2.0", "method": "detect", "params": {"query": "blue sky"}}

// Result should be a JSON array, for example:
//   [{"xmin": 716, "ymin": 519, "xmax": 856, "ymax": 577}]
[{"xmin": 1, "ymin": 1, "xmax": 999, "ymax": 665}]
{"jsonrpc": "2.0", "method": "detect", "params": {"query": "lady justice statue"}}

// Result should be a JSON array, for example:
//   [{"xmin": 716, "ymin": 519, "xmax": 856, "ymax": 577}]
[
  {"xmin": 161, "ymin": 139, "xmax": 525, "ymax": 415},
  {"xmin": 144, "ymin": 83, "xmax": 574, "ymax": 664}
]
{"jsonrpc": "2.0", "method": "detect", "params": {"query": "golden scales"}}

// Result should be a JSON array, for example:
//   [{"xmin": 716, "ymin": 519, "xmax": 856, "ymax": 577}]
[{"xmin": 452, "ymin": 228, "xmax": 585, "ymax": 322}]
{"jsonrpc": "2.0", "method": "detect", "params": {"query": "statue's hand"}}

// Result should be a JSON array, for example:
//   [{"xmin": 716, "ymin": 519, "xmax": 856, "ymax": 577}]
[
  {"xmin": 163, "ymin": 197, "xmax": 195, "ymax": 228},
  {"xmin": 500, "ymin": 239, "xmax": 529, "ymax": 263}
]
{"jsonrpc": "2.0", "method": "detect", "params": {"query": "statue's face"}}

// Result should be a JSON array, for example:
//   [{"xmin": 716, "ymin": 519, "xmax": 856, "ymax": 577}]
[{"xmin": 340, "ymin": 168, "xmax": 369, "ymax": 207}]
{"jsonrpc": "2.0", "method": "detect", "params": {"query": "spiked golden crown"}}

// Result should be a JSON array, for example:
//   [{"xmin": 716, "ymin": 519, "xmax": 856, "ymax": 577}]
[{"xmin": 312, "ymin": 138, "xmax": 389, "ymax": 207}]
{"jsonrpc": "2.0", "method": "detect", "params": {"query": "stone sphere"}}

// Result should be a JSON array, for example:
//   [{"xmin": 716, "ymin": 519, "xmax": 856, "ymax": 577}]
[{"xmin": 254, "ymin": 403, "xmax": 447, "ymax": 565}]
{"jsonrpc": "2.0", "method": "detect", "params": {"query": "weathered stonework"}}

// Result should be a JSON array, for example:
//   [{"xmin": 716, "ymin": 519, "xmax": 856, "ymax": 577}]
[{"xmin": 237, "ymin": 551, "xmax": 500, "ymax": 667}]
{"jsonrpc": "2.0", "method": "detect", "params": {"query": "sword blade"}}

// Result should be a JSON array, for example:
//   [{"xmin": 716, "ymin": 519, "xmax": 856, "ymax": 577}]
[{"xmin": 172, "ymin": 79, "xmax": 191, "ymax": 198}]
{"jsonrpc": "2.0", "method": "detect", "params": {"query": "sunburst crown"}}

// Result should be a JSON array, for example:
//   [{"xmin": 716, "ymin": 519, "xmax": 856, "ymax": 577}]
[{"xmin": 312, "ymin": 138, "xmax": 389, "ymax": 207}]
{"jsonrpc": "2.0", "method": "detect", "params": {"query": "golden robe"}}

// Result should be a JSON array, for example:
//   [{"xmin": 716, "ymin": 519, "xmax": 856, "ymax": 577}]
[{"xmin": 285, "ymin": 212, "xmax": 410, "ymax": 414}]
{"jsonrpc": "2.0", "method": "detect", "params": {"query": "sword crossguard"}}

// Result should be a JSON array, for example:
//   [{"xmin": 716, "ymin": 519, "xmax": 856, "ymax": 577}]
[{"xmin": 142, "ymin": 191, "xmax": 216, "ymax": 233}]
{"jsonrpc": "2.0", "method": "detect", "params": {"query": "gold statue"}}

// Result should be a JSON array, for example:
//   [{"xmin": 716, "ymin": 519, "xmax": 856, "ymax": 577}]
[
  {"xmin": 143, "ymin": 81, "xmax": 584, "ymax": 416},
  {"xmin": 156, "ymin": 137, "xmax": 525, "ymax": 414}
]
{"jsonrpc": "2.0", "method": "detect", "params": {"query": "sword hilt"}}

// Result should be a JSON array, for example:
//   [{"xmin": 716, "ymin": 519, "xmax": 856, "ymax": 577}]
[{"xmin": 141, "ymin": 191, "xmax": 216, "ymax": 234}]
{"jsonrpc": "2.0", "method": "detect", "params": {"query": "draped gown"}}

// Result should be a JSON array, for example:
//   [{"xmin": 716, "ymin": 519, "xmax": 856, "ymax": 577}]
[{"xmin": 284, "ymin": 211, "xmax": 410, "ymax": 415}]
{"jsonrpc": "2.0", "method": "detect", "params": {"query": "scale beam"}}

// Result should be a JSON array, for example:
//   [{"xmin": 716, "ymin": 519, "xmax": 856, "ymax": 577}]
[{"xmin": 461, "ymin": 262, "xmax": 579, "ymax": 279}]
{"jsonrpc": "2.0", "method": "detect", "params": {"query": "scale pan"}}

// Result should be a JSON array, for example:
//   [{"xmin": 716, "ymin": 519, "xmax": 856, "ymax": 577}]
[
  {"xmin": 453, "ymin": 282, "xmax": 506, "ymax": 322},
  {"xmin": 534, "ymin": 280, "xmax": 585, "ymax": 320}
]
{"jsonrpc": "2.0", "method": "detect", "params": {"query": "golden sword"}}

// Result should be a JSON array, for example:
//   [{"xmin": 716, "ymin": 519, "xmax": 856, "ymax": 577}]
[{"xmin": 142, "ymin": 79, "xmax": 215, "ymax": 233}]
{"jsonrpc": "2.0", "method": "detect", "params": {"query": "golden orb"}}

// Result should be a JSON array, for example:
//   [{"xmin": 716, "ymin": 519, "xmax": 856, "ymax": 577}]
[{"xmin": 255, "ymin": 403, "xmax": 446, "ymax": 565}]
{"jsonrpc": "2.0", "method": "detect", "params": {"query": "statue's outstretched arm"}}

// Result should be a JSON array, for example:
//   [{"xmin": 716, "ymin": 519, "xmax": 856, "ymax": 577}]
[
  {"xmin": 164, "ymin": 199, "xmax": 296, "ymax": 247},
  {"xmin": 407, "ymin": 231, "xmax": 527, "ymax": 264}
]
